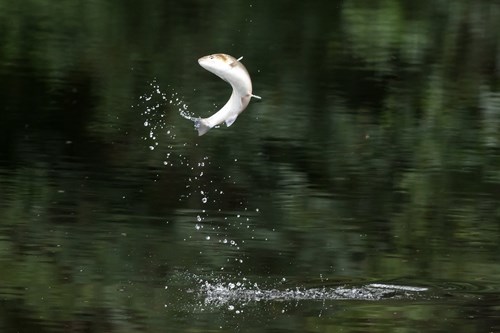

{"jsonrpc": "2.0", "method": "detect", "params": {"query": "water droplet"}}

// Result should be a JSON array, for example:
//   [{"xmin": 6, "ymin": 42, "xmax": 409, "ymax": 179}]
[
  {"xmin": 205, "ymin": 236, "xmax": 211, "ymax": 240},
  {"xmin": 202, "ymin": 197, "xmax": 207, "ymax": 204}
]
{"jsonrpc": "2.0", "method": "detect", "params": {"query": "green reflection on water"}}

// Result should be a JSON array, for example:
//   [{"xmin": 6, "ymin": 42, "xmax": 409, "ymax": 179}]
[{"xmin": 1, "ymin": 0, "xmax": 500, "ymax": 332}]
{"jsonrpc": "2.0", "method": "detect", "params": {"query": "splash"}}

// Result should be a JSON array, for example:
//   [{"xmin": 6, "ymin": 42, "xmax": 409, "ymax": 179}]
[
  {"xmin": 137, "ymin": 82, "xmax": 430, "ymax": 315},
  {"xmin": 136, "ymin": 79, "xmax": 195, "ymax": 151},
  {"xmin": 200, "ymin": 278, "xmax": 429, "ymax": 307},
  {"xmin": 136, "ymin": 79, "xmax": 261, "ymax": 264},
  {"xmin": 136, "ymin": 79, "xmax": 197, "ymax": 169}
]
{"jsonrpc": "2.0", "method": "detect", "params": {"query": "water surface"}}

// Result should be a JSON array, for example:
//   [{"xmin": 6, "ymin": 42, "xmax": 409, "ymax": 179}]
[{"xmin": 1, "ymin": 0, "xmax": 500, "ymax": 332}]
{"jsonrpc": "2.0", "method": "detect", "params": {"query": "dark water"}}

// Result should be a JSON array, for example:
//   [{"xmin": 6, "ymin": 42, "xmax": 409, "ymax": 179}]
[{"xmin": 1, "ymin": 0, "xmax": 500, "ymax": 332}]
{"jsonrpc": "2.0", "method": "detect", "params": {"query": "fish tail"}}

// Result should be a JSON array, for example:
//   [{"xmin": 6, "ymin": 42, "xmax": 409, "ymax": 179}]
[{"xmin": 194, "ymin": 118, "xmax": 212, "ymax": 136}]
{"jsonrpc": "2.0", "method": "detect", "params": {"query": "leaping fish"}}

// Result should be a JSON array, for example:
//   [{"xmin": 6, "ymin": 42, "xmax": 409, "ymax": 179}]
[{"xmin": 193, "ymin": 53, "xmax": 261, "ymax": 136}]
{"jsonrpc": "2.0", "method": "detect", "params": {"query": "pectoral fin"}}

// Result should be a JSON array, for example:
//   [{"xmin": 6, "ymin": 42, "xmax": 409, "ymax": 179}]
[{"xmin": 225, "ymin": 114, "xmax": 239, "ymax": 127}]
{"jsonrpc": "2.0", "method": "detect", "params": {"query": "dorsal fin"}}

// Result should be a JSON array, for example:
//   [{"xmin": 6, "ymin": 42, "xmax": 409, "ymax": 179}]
[{"xmin": 230, "ymin": 56, "xmax": 244, "ymax": 68}]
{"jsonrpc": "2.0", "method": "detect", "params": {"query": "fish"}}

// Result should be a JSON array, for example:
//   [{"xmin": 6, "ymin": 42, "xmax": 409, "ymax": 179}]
[{"xmin": 193, "ymin": 53, "xmax": 261, "ymax": 136}]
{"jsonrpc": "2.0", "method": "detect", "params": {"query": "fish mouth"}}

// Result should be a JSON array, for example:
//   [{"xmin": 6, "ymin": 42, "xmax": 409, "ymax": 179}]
[
  {"xmin": 198, "ymin": 55, "xmax": 212, "ymax": 65},
  {"xmin": 198, "ymin": 57, "xmax": 209, "ymax": 69}
]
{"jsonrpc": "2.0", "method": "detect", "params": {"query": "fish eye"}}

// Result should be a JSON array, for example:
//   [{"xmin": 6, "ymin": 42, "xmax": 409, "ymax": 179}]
[{"xmin": 209, "ymin": 55, "xmax": 214, "ymax": 59}]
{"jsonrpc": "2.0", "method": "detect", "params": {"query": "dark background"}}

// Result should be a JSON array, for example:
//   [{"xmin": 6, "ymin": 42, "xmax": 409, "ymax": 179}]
[{"xmin": 1, "ymin": 0, "xmax": 499, "ymax": 332}]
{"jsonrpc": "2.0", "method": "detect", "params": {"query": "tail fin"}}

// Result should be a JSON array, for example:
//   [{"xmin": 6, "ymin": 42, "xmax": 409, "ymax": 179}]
[{"xmin": 194, "ymin": 118, "xmax": 212, "ymax": 136}]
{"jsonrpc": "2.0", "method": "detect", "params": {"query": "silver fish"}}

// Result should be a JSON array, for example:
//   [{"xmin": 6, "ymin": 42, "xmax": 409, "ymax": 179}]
[{"xmin": 193, "ymin": 53, "xmax": 261, "ymax": 136}]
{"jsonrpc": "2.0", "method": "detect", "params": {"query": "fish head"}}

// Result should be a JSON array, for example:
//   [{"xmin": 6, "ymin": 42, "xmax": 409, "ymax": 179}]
[
  {"xmin": 198, "ymin": 53, "xmax": 252, "ymax": 94},
  {"xmin": 198, "ymin": 53, "xmax": 236, "ymax": 78}
]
